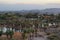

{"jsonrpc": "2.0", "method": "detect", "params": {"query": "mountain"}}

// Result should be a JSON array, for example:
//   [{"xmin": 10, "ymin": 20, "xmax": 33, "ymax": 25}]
[
  {"xmin": 41, "ymin": 8, "xmax": 60, "ymax": 14},
  {"xmin": 0, "ymin": 4, "xmax": 60, "ymax": 11},
  {"xmin": 0, "ymin": 8, "xmax": 60, "ymax": 14},
  {"xmin": 19, "ymin": 8, "xmax": 60, "ymax": 14}
]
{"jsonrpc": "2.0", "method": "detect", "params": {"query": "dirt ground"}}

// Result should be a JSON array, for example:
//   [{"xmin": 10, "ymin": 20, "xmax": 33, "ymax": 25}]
[{"xmin": 0, "ymin": 32, "xmax": 22, "ymax": 40}]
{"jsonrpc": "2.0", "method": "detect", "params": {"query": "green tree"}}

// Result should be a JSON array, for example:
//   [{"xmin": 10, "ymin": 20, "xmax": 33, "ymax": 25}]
[{"xmin": 6, "ymin": 30, "xmax": 14, "ymax": 39}]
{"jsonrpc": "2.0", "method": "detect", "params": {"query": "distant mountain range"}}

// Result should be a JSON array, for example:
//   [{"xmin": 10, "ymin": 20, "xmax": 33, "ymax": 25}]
[
  {"xmin": 0, "ymin": 8, "xmax": 60, "ymax": 14},
  {"xmin": 19, "ymin": 8, "xmax": 60, "ymax": 14},
  {"xmin": 41, "ymin": 8, "xmax": 60, "ymax": 14}
]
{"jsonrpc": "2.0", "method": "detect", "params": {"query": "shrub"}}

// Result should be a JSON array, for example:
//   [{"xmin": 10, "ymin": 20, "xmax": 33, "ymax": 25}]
[
  {"xmin": 0, "ymin": 31, "xmax": 3, "ymax": 36},
  {"xmin": 6, "ymin": 30, "xmax": 14, "ymax": 38}
]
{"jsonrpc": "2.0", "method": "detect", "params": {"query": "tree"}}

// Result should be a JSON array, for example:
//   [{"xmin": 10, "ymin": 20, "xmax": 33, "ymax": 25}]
[{"xmin": 6, "ymin": 30, "xmax": 14, "ymax": 39}]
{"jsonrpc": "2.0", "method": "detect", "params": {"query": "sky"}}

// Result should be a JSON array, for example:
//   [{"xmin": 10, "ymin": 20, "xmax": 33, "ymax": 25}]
[
  {"xmin": 0, "ymin": 0, "xmax": 60, "ymax": 4},
  {"xmin": 0, "ymin": 0, "xmax": 60, "ymax": 11}
]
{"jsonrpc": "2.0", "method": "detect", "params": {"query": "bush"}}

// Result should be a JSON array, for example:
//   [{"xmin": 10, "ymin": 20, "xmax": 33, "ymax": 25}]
[
  {"xmin": 46, "ymin": 33, "xmax": 51, "ymax": 35},
  {"xmin": 6, "ymin": 30, "xmax": 14, "ymax": 38},
  {"xmin": 0, "ymin": 31, "xmax": 3, "ymax": 36},
  {"xmin": 47, "ymin": 34, "xmax": 60, "ymax": 40}
]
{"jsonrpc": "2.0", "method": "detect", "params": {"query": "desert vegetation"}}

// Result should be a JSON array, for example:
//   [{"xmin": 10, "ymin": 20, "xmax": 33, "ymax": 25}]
[{"xmin": 0, "ymin": 12, "xmax": 60, "ymax": 40}]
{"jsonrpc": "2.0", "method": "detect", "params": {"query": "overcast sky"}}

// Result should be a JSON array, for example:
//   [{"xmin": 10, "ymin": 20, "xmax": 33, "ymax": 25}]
[{"xmin": 0, "ymin": 0, "xmax": 60, "ymax": 11}]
